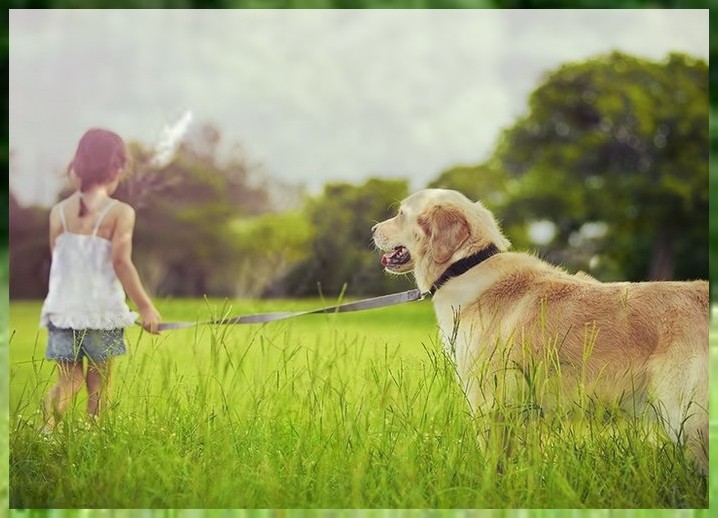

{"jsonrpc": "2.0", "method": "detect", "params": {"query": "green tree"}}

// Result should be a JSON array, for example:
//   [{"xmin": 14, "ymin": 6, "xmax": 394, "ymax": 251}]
[
  {"xmin": 8, "ymin": 192, "xmax": 51, "ymax": 299},
  {"xmin": 280, "ymin": 178, "xmax": 413, "ymax": 297},
  {"xmin": 490, "ymin": 51, "xmax": 707, "ymax": 281},
  {"xmin": 429, "ymin": 162, "xmax": 509, "ymax": 211},
  {"xmin": 231, "ymin": 210, "xmax": 315, "ymax": 297}
]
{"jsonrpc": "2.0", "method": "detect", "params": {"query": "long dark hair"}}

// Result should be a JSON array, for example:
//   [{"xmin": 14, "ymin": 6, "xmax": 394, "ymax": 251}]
[{"xmin": 68, "ymin": 128, "xmax": 127, "ymax": 216}]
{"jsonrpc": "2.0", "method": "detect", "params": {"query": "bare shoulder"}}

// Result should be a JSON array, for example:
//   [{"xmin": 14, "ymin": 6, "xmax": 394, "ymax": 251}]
[
  {"xmin": 50, "ymin": 203, "xmax": 62, "ymax": 236},
  {"xmin": 113, "ymin": 200, "xmax": 135, "ymax": 215},
  {"xmin": 48, "ymin": 201, "xmax": 66, "ymax": 228},
  {"xmin": 112, "ymin": 200, "xmax": 136, "ymax": 224},
  {"xmin": 105, "ymin": 201, "xmax": 137, "ymax": 242},
  {"xmin": 49, "ymin": 200, "xmax": 66, "ymax": 217}
]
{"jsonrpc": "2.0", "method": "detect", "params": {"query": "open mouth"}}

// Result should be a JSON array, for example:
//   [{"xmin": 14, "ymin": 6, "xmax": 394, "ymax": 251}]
[{"xmin": 380, "ymin": 245, "xmax": 412, "ymax": 271}]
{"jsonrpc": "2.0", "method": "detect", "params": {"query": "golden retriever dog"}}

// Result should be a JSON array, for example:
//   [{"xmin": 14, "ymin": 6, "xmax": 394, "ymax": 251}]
[{"xmin": 372, "ymin": 188, "xmax": 708, "ymax": 474}]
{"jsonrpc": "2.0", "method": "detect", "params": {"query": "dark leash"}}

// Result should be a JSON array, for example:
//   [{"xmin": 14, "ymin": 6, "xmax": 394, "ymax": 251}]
[
  {"xmin": 153, "ymin": 244, "xmax": 500, "ymax": 331},
  {"xmin": 155, "ymin": 288, "xmax": 429, "ymax": 330}
]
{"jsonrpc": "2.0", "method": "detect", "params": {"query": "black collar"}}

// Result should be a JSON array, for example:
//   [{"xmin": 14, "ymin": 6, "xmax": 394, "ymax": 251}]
[{"xmin": 429, "ymin": 243, "xmax": 500, "ymax": 295}]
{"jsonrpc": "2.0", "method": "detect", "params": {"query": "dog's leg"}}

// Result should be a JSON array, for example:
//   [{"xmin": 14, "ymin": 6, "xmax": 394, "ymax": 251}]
[
  {"xmin": 647, "ymin": 353, "xmax": 708, "ymax": 476},
  {"xmin": 465, "ymin": 357, "xmax": 523, "ymax": 476},
  {"xmin": 686, "ymin": 413, "xmax": 709, "ymax": 476}
]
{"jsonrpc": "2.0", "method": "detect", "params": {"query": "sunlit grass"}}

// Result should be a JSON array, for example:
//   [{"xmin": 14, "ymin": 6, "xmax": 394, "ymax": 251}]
[{"xmin": 9, "ymin": 299, "xmax": 708, "ymax": 508}]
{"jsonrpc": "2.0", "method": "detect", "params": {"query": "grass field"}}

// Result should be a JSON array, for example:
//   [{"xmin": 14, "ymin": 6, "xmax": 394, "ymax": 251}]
[{"xmin": 8, "ymin": 298, "xmax": 710, "ymax": 509}]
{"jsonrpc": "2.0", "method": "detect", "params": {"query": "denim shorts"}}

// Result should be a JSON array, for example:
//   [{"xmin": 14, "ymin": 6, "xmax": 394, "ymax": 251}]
[{"xmin": 46, "ymin": 322, "xmax": 127, "ymax": 363}]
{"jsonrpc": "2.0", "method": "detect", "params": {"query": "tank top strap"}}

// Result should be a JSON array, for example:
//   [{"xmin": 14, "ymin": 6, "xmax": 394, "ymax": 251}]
[
  {"xmin": 92, "ymin": 199, "xmax": 119, "ymax": 236},
  {"xmin": 59, "ymin": 200, "xmax": 68, "ymax": 232}
]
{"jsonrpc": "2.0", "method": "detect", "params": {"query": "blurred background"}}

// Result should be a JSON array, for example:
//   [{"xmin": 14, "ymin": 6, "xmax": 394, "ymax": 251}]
[{"xmin": 6, "ymin": 7, "xmax": 710, "ymax": 301}]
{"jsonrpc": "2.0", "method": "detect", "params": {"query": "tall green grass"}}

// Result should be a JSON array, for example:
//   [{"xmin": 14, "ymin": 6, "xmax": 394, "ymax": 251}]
[{"xmin": 9, "ymin": 299, "xmax": 708, "ymax": 508}]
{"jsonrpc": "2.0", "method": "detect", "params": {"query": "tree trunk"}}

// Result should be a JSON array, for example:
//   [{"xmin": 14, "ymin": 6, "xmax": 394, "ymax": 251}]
[{"xmin": 649, "ymin": 232, "xmax": 674, "ymax": 280}]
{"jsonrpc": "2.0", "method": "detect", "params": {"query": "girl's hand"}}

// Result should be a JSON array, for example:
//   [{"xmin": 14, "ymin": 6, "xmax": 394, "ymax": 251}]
[{"xmin": 139, "ymin": 305, "xmax": 162, "ymax": 334}]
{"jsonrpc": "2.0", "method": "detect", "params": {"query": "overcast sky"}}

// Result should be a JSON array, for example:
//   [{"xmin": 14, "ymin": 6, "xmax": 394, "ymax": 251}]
[{"xmin": 9, "ymin": 9, "xmax": 709, "ymax": 207}]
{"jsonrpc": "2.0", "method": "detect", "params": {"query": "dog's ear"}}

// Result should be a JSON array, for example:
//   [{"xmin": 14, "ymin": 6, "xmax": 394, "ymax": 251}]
[{"xmin": 419, "ymin": 205, "xmax": 470, "ymax": 264}]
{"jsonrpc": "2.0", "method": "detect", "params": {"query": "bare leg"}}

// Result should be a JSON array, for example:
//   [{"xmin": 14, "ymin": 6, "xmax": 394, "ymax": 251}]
[
  {"xmin": 43, "ymin": 360, "xmax": 85, "ymax": 431},
  {"xmin": 86, "ymin": 359, "xmax": 113, "ymax": 418}
]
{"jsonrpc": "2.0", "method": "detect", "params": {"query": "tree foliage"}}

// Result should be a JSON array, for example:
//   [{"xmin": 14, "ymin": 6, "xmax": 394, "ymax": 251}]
[
  {"xmin": 429, "ymin": 163, "xmax": 509, "ymax": 211},
  {"xmin": 8, "ymin": 51, "xmax": 709, "ymax": 300},
  {"xmin": 484, "ymin": 51, "xmax": 707, "ymax": 282},
  {"xmin": 278, "ymin": 178, "xmax": 415, "ymax": 298},
  {"xmin": 8, "ymin": 192, "xmax": 51, "ymax": 299},
  {"xmin": 232, "ymin": 210, "xmax": 315, "ymax": 298}
]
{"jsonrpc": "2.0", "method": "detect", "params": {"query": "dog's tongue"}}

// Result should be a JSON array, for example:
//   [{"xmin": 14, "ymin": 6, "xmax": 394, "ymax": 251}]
[{"xmin": 381, "ymin": 246, "xmax": 409, "ymax": 266}]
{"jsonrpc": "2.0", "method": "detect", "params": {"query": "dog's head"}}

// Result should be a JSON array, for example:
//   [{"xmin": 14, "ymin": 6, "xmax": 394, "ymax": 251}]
[{"xmin": 372, "ymin": 189, "xmax": 511, "ymax": 291}]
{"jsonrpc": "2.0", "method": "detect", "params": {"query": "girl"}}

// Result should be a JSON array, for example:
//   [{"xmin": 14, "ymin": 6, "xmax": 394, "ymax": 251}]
[{"xmin": 40, "ymin": 128, "xmax": 162, "ymax": 431}]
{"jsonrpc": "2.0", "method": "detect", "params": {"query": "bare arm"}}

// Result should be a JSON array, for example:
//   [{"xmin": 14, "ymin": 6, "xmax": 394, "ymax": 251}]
[{"xmin": 111, "ymin": 204, "xmax": 161, "ymax": 333}]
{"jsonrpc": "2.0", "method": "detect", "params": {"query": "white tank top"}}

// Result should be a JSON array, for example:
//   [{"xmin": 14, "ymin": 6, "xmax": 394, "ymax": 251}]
[{"xmin": 40, "ymin": 199, "xmax": 138, "ymax": 330}]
